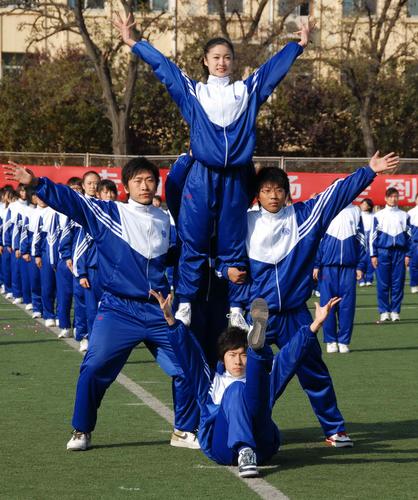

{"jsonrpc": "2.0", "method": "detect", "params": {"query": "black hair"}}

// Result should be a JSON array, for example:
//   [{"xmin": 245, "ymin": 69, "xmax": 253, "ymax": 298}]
[
  {"xmin": 385, "ymin": 187, "xmax": 399, "ymax": 197},
  {"xmin": 121, "ymin": 157, "xmax": 160, "ymax": 187},
  {"xmin": 97, "ymin": 179, "xmax": 118, "ymax": 196},
  {"xmin": 82, "ymin": 170, "xmax": 100, "ymax": 183},
  {"xmin": 361, "ymin": 198, "xmax": 374, "ymax": 211},
  {"xmin": 255, "ymin": 167, "xmax": 290, "ymax": 195},
  {"xmin": 67, "ymin": 176, "xmax": 82, "ymax": 187},
  {"xmin": 217, "ymin": 327, "xmax": 248, "ymax": 362},
  {"xmin": 26, "ymin": 186, "xmax": 37, "ymax": 201},
  {"xmin": 202, "ymin": 37, "xmax": 235, "ymax": 78}
]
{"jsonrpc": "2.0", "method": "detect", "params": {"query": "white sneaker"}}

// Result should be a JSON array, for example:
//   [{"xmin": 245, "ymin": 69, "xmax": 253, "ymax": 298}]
[
  {"xmin": 12, "ymin": 297, "xmax": 23, "ymax": 305},
  {"xmin": 32, "ymin": 312, "xmax": 42, "ymax": 319},
  {"xmin": 79, "ymin": 338, "xmax": 89, "ymax": 352},
  {"xmin": 248, "ymin": 298, "xmax": 269, "ymax": 350},
  {"xmin": 58, "ymin": 328, "xmax": 71, "ymax": 339},
  {"xmin": 359, "ymin": 282, "xmax": 366, "ymax": 287},
  {"xmin": 227, "ymin": 311, "xmax": 250, "ymax": 333},
  {"xmin": 366, "ymin": 282, "xmax": 373, "ymax": 287},
  {"xmin": 0, "ymin": 285, "xmax": 5, "ymax": 294},
  {"xmin": 66, "ymin": 430, "xmax": 91, "ymax": 451},
  {"xmin": 338, "ymin": 343, "xmax": 350, "ymax": 354},
  {"xmin": 25, "ymin": 303, "xmax": 33, "ymax": 311},
  {"xmin": 238, "ymin": 447, "xmax": 259, "ymax": 478},
  {"xmin": 379, "ymin": 312, "xmax": 390, "ymax": 322},
  {"xmin": 170, "ymin": 429, "xmax": 200, "ymax": 449},
  {"xmin": 55, "ymin": 319, "xmax": 60, "ymax": 327},
  {"xmin": 5, "ymin": 292, "xmax": 13, "ymax": 299},
  {"xmin": 326, "ymin": 342, "xmax": 338, "ymax": 353},
  {"xmin": 325, "ymin": 432, "xmax": 353, "ymax": 448},
  {"xmin": 314, "ymin": 290, "xmax": 321, "ymax": 297},
  {"xmin": 390, "ymin": 312, "xmax": 400, "ymax": 322},
  {"xmin": 174, "ymin": 302, "xmax": 191, "ymax": 327},
  {"xmin": 411, "ymin": 286, "xmax": 418, "ymax": 294},
  {"xmin": 45, "ymin": 319, "xmax": 56, "ymax": 328}
]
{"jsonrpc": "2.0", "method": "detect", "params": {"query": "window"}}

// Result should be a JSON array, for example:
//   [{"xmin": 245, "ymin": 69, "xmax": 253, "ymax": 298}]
[
  {"xmin": 67, "ymin": 0, "xmax": 105, "ymax": 9},
  {"xmin": 151, "ymin": 0, "xmax": 168, "ymax": 10},
  {"xmin": 342, "ymin": 0, "xmax": 376, "ymax": 17},
  {"xmin": 1, "ymin": 52, "xmax": 26, "ymax": 77},
  {"xmin": 407, "ymin": 0, "xmax": 418, "ymax": 16},
  {"xmin": 278, "ymin": 1, "xmax": 310, "ymax": 16},
  {"xmin": 208, "ymin": 0, "xmax": 243, "ymax": 15}
]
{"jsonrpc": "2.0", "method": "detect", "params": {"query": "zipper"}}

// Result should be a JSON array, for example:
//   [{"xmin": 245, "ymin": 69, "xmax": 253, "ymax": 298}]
[
  {"xmin": 274, "ymin": 263, "xmax": 282, "ymax": 311},
  {"xmin": 146, "ymin": 209, "xmax": 152, "ymax": 291},
  {"xmin": 340, "ymin": 239, "xmax": 343, "ymax": 266},
  {"xmin": 223, "ymin": 127, "xmax": 228, "ymax": 167}
]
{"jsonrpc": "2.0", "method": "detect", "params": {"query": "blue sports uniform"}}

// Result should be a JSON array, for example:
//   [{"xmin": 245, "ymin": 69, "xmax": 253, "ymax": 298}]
[
  {"xmin": 408, "ymin": 205, "xmax": 418, "ymax": 288},
  {"xmin": 1, "ymin": 204, "xmax": 12, "ymax": 295},
  {"xmin": 228, "ymin": 165, "xmax": 376, "ymax": 436},
  {"xmin": 314, "ymin": 204, "xmax": 367, "ymax": 346},
  {"xmin": 35, "ymin": 178, "xmax": 199, "ymax": 433},
  {"xmin": 370, "ymin": 205, "xmax": 411, "ymax": 315},
  {"xmin": 359, "ymin": 210, "xmax": 375, "ymax": 285},
  {"xmin": 168, "ymin": 320, "xmax": 317, "ymax": 465},
  {"xmin": 131, "ymin": 40, "xmax": 303, "ymax": 301}
]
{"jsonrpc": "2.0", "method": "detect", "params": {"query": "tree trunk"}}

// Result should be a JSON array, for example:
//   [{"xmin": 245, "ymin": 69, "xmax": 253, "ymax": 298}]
[{"xmin": 358, "ymin": 96, "xmax": 375, "ymax": 157}]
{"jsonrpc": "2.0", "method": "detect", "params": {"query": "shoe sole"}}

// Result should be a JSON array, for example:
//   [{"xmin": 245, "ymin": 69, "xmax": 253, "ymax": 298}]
[
  {"xmin": 325, "ymin": 439, "xmax": 354, "ymax": 448},
  {"xmin": 239, "ymin": 468, "xmax": 259, "ymax": 478},
  {"xmin": 248, "ymin": 298, "xmax": 269, "ymax": 350},
  {"xmin": 170, "ymin": 439, "xmax": 200, "ymax": 450}
]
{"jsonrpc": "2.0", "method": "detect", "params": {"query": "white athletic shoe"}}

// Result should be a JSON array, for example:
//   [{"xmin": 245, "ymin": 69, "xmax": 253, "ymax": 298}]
[
  {"xmin": 25, "ymin": 303, "xmax": 33, "ymax": 311},
  {"xmin": 411, "ymin": 286, "xmax": 418, "ymax": 294},
  {"xmin": 58, "ymin": 328, "xmax": 71, "ymax": 339},
  {"xmin": 390, "ymin": 312, "xmax": 400, "ymax": 322},
  {"xmin": 32, "ymin": 312, "xmax": 42, "ymax": 319},
  {"xmin": 326, "ymin": 342, "xmax": 339, "ymax": 354},
  {"xmin": 228, "ymin": 311, "xmax": 250, "ymax": 333},
  {"xmin": 238, "ymin": 447, "xmax": 259, "ymax": 478},
  {"xmin": 314, "ymin": 290, "xmax": 321, "ymax": 297},
  {"xmin": 338, "ymin": 343, "xmax": 350, "ymax": 354},
  {"xmin": 366, "ymin": 282, "xmax": 373, "ymax": 287},
  {"xmin": 55, "ymin": 319, "xmax": 60, "ymax": 327},
  {"xmin": 5, "ymin": 292, "xmax": 13, "ymax": 299},
  {"xmin": 0, "ymin": 285, "xmax": 5, "ymax": 294},
  {"xmin": 359, "ymin": 282, "xmax": 366, "ymax": 287},
  {"xmin": 379, "ymin": 312, "xmax": 391, "ymax": 322},
  {"xmin": 45, "ymin": 319, "xmax": 56, "ymax": 328},
  {"xmin": 79, "ymin": 338, "xmax": 89, "ymax": 353},
  {"xmin": 12, "ymin": 297, "xmax": 23, "ymax": 305},
  {"xmin": 325, "ymin": 432, "xmax": 354, "ymax": 448},
  {"xmin": 66, "ymin": 430, "xmax": 91, "ymax": 451},
  {"xmin": 248, "ymin": 298, "xmax": 269, "ymax": 350},
  {"xmin": 170, "ymin": 429, "xmax": 200, "ymax": 449},
  {"xmin": 174, "ymin": 302, "xmax": 191, "ymax": 327}
]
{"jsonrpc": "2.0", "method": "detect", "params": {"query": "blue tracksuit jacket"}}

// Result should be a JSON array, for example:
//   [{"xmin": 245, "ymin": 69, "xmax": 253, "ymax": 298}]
[{"xmin": 409, "ymin": 205, "xmax": 418, "ymax": 287}]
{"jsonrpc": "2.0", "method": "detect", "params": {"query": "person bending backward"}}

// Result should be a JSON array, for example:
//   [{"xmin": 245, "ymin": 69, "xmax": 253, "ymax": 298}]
[
  {"xmin": 114, "ymin": 13, "xmax": 313, "ymax": 327},
  {"xmin": 4, "ymin": 159, "xmax": 199, "ymax": 451},
  {"xmin": 370, "ymin": 187, "xmax": 411, "ymax": 322},
  {"xmin": 226, "ymin": 152, "xmax": 399, "ymax": 447},
  {"xmin": 152, "ymin": 290, "xmax": 341, "ymax": 478},
  {"xmin": 408, "ymin": 194, "xmax": 418, "ymax": 294}
]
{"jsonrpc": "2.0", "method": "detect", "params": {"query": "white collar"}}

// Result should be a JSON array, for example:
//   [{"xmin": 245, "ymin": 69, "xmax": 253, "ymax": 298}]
[
  {"xmin": 127, "ymin": 198, "xmax": 152, "ymax": 210},
  {"xmin": 385, "ymin": 204, "xmax": 399, "ymax": 211},
  {"xmin": 207, "ymin": 75, "xmax": 231, "ymax": 87},
  {"xmin": 224, "ymin": 370, "xmax": 246, "ymax": 381},
  {"xmin": 260, "ymin": 206, "xmax": 285, "ymax": 218}
]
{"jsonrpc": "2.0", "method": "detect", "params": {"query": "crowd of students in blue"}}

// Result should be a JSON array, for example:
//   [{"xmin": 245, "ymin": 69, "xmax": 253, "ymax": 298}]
[{"xmin": 0, "ymin": 14, "xmax": 416, "ymax": 478}]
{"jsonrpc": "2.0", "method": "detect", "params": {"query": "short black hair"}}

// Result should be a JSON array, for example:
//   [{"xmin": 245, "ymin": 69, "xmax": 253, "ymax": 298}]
[
  {"xmin": 217, "ymin": 327, "xmax": 248, "ymax": 362},
  {"xmin": 385, "ymin": 187, "xmax": 399, "ymax": 197},
  {"xmin": 67, "ymin": 176, "xmax": 82, "ymax": 187},
  {"xmin": 361, "ymin": 198, "xmax": 374, "ymax": 211},
  {"xmin": 121, "ymin": 157, "xmax": 159, "ymax": 187},
  {"xmin": 82, "ymin": 170, "xmax": 100, "ymax": 183},
  {"xmin": 97, "ymin": 179, "xmax": 118, "ymax": 196},
  {"xmin": 255, "ymin": 167, "xmax": 290, "ymax": 195}
]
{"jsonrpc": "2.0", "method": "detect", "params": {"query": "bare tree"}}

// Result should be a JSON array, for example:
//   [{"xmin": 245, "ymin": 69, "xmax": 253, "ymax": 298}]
[
  {"xmin": 6, "ymin": 0, "xmax": 170, "ymax": 155},
  {"xmin": 322, "ymin": 0, "xmax": 418, "ymax": 155}
]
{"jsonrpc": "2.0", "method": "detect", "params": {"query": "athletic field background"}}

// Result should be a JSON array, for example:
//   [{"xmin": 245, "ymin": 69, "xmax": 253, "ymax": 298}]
[{"xmin": 1, "ymin": 283, "xmax": 417, "ymax": 499}]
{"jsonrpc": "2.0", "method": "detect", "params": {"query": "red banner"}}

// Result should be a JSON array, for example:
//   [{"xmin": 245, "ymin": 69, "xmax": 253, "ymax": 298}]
[{"xmin": 1, "ymin": 165, "xmax": 417, "ymax": 206}]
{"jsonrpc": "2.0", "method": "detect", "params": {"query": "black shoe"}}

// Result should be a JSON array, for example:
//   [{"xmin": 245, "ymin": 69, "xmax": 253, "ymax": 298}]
[{"xmin": 248, "ymin": 298, "xmax": 269, "ymax": 350}]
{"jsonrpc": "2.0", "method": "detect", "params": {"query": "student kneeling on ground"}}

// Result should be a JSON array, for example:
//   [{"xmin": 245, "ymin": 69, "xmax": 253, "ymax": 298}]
[{"xmin": 151, "ymin": 289, "xmax": 341, "ymax": 478}]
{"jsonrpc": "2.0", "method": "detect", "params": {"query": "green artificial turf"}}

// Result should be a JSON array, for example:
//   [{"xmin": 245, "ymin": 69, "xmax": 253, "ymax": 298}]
[{"xmin": 1, "ymin": 283, "xmax": 417, "ymax": 499}]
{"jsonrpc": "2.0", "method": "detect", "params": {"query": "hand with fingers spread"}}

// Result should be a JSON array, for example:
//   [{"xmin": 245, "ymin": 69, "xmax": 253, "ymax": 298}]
[
  {"xmin": 369, "ymin": 151, "xmax": 400, "ymax": 174},
  {"xmin": 112, "ymin": 12, "xmax": 137, "ymax": 48},
  {"xmin": 3, "ymin": 161, "xmax": 36, "ymax": 186},
  {"xmin": 310, "ymin": 297, "xmax": 341, "ymax": 333},
  {"xmin": 296, "ymin": 17, "xmax": 316, "ymax": 48},
  {"xmin": 149, "ymin": 289, "xmax": 175, "ymax": 326}
]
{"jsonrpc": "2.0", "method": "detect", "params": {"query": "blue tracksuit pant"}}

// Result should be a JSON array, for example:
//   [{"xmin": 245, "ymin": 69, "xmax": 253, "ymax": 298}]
[
  {"xmin": 0, "ymin": 253, "xmax": 3, "ymax": 285},
  {"xmin": 210, "ymin": 346, "xmax": 280, "ymax": 466},
  {"xmin": 319, "ymin": 266, "xmax": 357, "ymax": 345},
  {"xmin": 176, "ymin": 161, "xmax": 254, "ymax": 302},
  {"xmin": 19, "ymin": 258, "xmax": 32, "ymax": 304},
  {"xmin": 72, "ymin": 292, "xmax": 199, "ymax": 433},
  {"xmin": 56, "ymin": 259, "xmax": 73, "ymax": 329},
  {"xmin": 359, "ymin": 230, "xmax": 374, "ymax": 285},
  {"xmin": 40, "ymin": 255, "xmax": 56, "ymax": 320},
  {"xmin": 376, "ymin": 248, "xmax": 406, "ymax": 314},
  {"xmin": 29, "ymin": 259, "xmax": 42, "ymax": 314},
  {"xmin": 11, "ymin": 253, "xmax": 22, "ymax": 298},
  {"xmin": 266, "ymin": 304, "xmax": 345, "ymax": 436},
  {"xmin": 73, "ymin": 277, "xmax": 88, "ymax": 341},
  {"xmin": 2, "ymin": 249, "xmax": 12, "ymax": 293},
  {"xmin": 84, "ymin": 267, "xmax": 102, "ymax": 336},
  {"xmin": 410, "ymin": 243, "xmax": 418, "ymax": 287}
]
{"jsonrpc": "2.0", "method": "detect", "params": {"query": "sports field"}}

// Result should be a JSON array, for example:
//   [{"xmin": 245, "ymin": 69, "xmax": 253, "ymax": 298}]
[{"xmin": 1, "ymin": 284, "xmax": 417, "ymax": 500}]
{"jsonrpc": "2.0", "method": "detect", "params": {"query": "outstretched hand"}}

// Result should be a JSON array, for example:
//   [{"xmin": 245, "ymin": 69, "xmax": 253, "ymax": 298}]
[
  {"xmin": 3, "ymin": 161, "xmax": 35, "ymax": 185},
  {"xmin": 296, "ymin": 17, "xmax": 316, "ymax": 48},
  {"xmin": 310, "ymin": 296, "xmax": 341, "ymax": 333},
  {"xmin": 112, "ymin": 12, "xmax": 137, "ymax": 47},
  {"xmin": 149, "ymin": 289, "xmax": 175, "ymax": 326},
  {"xmin": 369, "ymin": 151, "xmax": 400, "ymax": 174}
]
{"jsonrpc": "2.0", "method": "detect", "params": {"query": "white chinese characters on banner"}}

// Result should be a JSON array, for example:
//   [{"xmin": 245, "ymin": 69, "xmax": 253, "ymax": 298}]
[
  {"xmin": 288, "ymin": 175, "xmax": 302, "ymax": 200},
  {"xmin": 385, "ymin": 178, "xmax": 418, "ymax": 203}
]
